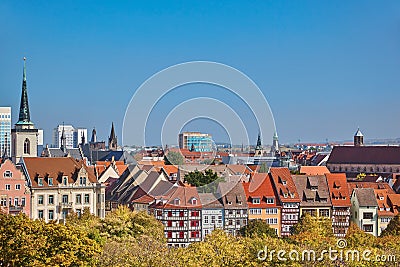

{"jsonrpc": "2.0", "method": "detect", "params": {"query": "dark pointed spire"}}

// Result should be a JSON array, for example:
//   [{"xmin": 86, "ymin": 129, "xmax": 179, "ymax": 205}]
[
  {"xmin": 256, "ymin": 132, "xmax": 262, "ymax": 148},
  {"xmin": 81, "ymin": 132, "xmax": 85, "ymax": 145},
  {"xmin": 2, "ymin": 133, "xmax": 9, "ymax": 161},
  {"xmin": 91, "ymin": 127, "xmax": 97, "ymax": 143},
  {"xmin": 16, "ymin": 57, "xmax": 33, "ymax": 125},
  {"xmin": 108, "ymin": 122, "xmax": 118, "ymax": 150},
  {"xmin": 60, "ymin": 122, "xmax": 67, "ymax": 153}
]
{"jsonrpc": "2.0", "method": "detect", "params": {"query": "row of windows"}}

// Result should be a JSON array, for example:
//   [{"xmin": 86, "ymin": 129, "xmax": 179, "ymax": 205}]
[
  {"xmin": 37, "ymin": 194, "xmax": 90, "ymax": 205},
  {"xmin": 37, "ymin": 176, "xmax": 88, "ymax": 187},
  {"xmin": 252, "ymin": 198, "xmax": 274, "ymax": 204},
  {"xmin": 0, "ymin": 114, "xmax": 11, "ymax": 119},
  {"xmin": 166, "ymin": 231, "xmax": 200, "ymax": 239},
  {"xmin": 0, "ymin": 196, "xmax": 26, "ymax": 207},
  {"xmin": 249, "ymin": 208, "xmax": 278, "ymax": 215},
  {"xmin": 4, "ymin": 184, "xmax": 21, "ymax": 190},
  {"xmin": 204, "ymin": 215, "xmax": 223, "ymax": 224},
  {"xmin": 330, "ymin": 166, "xmax": 400, "ymax": 173},
  {"xmin": 37, "ymin": 209, "xmax": 84, "ymax": 220},
  {"xmin": 266, "ymin": 218, "xmax": 278, "ymax": 225}
]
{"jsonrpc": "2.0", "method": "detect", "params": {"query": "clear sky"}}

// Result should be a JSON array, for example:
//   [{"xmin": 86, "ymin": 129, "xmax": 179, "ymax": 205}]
[{"xmin": 1, "ymin": 1, "xmax": 399, "ymax": 146}]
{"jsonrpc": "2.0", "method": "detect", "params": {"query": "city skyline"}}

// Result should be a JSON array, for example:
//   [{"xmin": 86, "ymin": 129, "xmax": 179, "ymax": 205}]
[{"xmin": 1, "ymin": 1, "xmax": 400, "ymax": 145}]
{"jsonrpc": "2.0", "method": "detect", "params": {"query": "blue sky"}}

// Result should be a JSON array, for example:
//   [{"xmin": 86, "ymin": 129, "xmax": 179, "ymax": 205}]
[{"xmin": 1, "ymin": 1, "xmax": 399, "ymax": 145}]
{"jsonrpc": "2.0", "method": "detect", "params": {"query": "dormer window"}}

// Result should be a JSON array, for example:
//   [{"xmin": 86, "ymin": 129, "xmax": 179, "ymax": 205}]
[
  {"xmin": 48, "ymin": 178, "xmax": 53, "ymax": 186},
  {"xmin": 3, "ymin": 171, "xmax": 12, "ymax": 178},
  {"xmin": 266, "ymin": 198, "xmax": 274, "ymax": 204},
  {"xmin": 174, "ymin": 198, "xmax": 180, "ymax": 205},
  {"xmin": 310, "ymin": 186, "xmax": 318, "ymax": 191},
  {"xmin": 79, "ymin": 177, "xmax": 87, "ymax": 185},
  {"xmin": 191, "ymin": 198, "xmax": 197, "ymax": 205},
  {"xmin": 38, "ymin": 178, "xmax": 43, "ymax": 187},
  {"xmin": 63, "ymin": 177, "xmax": 68, "ymax": 186},
  {"xmin": 283, "ymin": 193, "xmax": 288, "ymax": 198},
  {"xmin": 379, "ymin": 195, "xmax": 384, "ymax": 201},
  {"xmin": 252, "ymin": 198, "xmax": 261, "ymax": 204}
]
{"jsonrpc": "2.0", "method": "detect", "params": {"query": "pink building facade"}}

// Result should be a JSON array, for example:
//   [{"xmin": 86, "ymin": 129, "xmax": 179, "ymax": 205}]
[{"xmin": 0, "ymin": 159, "xmax": 30, "ymax": 216}]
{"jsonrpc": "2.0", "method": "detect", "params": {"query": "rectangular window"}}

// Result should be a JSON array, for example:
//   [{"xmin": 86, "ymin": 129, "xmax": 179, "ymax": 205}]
[
  {"xmin": 38, "ymin": 178, "xmax": 43, "ymax": 186},
  {"xmin": 76, "ymin": 194, "xmax": 82, "ymax": 204},
  {"xmin": 363, "ymin": 224, "xmax": 373, "ymax": 232},
  {"xmin": 48, "ymin": 195, "xmax": 54, "ymax": 205},
  {"xmin": 14, "ymin": 198, "xmax": 19, "ymax": 206},
  {"xmin": 5, "ymin": 184, "xmax": 10, "ymax": 190},
  {"xmin": 204, "ymin": 216, "xmax": 209, "ymax": 224},
  {"xmin": 48, "ymin": 210, "xmax": 54, "ymax": 220},
  {"xmin": 3, "ymin": 170, "xmax": 12, "ymax": 178},
  {"xmin": 15, "ymin": 184, "xmax": 21, "ymax": 190},
  {"xmin": 84, "ymin": 194, "xmax": 90, "ymax": 204},
  {"xmin": 0, "ymin": 196, "xmax": 7, "ymax": 206},
  {"xmin": 38, "ymin": 210, "xmax": 44, "ymax": 219},
  {"xmin": 179, "ymin": 232, "xmax": 184, "ymax": 238},
  {"xmin": 62, "ymin": 195, "xmax": 68, "ymax": 204},
  {"xmin": 21, "ymin": 197, "xmax": 26, "ymax": 207},
  {"xmin": 363, "ymin": 212, "xmax": 373, "ymax": 220},
  {"xmin": 38, "ymin": 195, "xmax": 44, "ymax": 205},
  {"xmin": 266, "ymin": 198, "xmax": 274, "ymax": 204},
  {"xmin": 319, "ymin": 209, "xmax": 330, "ymax": 217},
  {"xmin": 167, "ymin": 231, "xmax": 172, "ymax": 238},
  {"xmin": 48, "ymin": 178, "xmax": 53, "ymax": 186},
  {"xmin": 76, "ymin": 209, "xmax": 82, "ymax": 217},
  {"xmin": 252, "ymin": 198, "xmax": 260, "ymax": 204}
]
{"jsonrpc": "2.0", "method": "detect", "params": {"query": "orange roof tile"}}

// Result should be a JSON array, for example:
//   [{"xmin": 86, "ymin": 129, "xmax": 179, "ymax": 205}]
[
  {"xmin": 325, "ymin": 173, "xmax": 351, "ymax": 207},
  {"xmin": 300, "ymin": 166, "xmax": 330, "ymax": 175},
  {"xmin": 269, "ymin": 167, "xmax": 300, "ymax": 203},
  {"xmin": 243, "ymin": 173, "xmax": 279, "ymax": 208}
]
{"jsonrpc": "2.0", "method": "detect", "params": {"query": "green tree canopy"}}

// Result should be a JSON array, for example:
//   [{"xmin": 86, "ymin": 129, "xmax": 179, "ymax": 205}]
[
  {"xmin": 239, "ymin": 219, "xmax": 277, "ymax": 238},
  {"xmin": 184, "ymin": 169, "xmax": 224, "ymax": 193},
  {"xmin": 380, "ymin": 214, "xmax": 400, "ymax": 237}
]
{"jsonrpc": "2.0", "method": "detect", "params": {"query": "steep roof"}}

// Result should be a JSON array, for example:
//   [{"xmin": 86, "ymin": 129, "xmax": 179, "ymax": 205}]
[
  {"xmin": 243, "ymin": 173, "xmax": 278, "ymax": 208},
  {"xmin": 347, "ymin": 181, "xmax": 393, "ymax": 196},
  {"xmin": 199, "ymin": 193, "xmax": 223, "ymax": 209},
  {"xmin": 151, "ymin": 185, "xmax": 202, "ymax": 209},
  {"xmin": 328, "ymin": 146, "xmax": 400, "ymax": 165},
  {"xmin": 217, "ymin": 181, "xmax": 248, "ymax": 209},
  {"xmin": 354, "ymin": 188, "xmax": 378, "ymax": 207},
  {"xmin": 325, "ymin": 173, "xmax": 351, "ymax": 207},
  {"xmin": 269, "ymin": 167, "xmax": 300, "ymax": 203},
  {"xmin": 292, "ymin": 175, "xmax": 332, "ymax": 207},
  {"xmin": 23, "ymin": 157, "xmax": 97, "ymax": 187}
]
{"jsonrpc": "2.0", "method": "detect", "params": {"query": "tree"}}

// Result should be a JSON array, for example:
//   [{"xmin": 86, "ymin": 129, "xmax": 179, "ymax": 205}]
[
  {"xmin": 380, "ymin": 214, "xmax": 400, "ymax": 237},
  {"xmin": 184, "ymin": 169, "xmax": 224, "ymax": 193},
  {"xmin": 239, "ymin": 219, "xmax": 277, "ymax": 238},
  {"xmin": 164, "ymin": 151, "xmax": 184, "ymax": 165},
  {"xmin": 258, "ymin": 162, "xmax": 268, "ymax": 173}
]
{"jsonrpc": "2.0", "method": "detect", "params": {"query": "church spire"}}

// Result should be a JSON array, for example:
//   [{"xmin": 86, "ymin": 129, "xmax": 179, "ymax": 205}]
[
  {"xmin": 60, "ymin": 122, "xmax": 67, "ymax": 153},
  {"xmin": 16, "ymin": 57, "xmax": 33, "ymax": 126},
  {"xmin": 108, "ymin": 122, "xmax": 118, "ymax": 150}
]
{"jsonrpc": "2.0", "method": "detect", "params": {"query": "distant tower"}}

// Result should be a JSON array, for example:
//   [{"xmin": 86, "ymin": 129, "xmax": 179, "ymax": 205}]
[
  {"xmin": 271, "ymin": 131, "xmax": 280, "ymax": 155},
  {"xmin": 81, "ymin": 132, "xmax": 85, "ymax": 145},
  {"xmin": 255, "ymin": 132, "xmax": 263, "ymax": 156},
  {"xmin": 91, "ymin": 127, "xmax": 97, "ymax": 143},
  {"xmin": 11, "ymin": 57, "xmax": 38, "ymax": 163},
  {"xmin": 354, "ymin": 128, "xmax": 364, "ymax": 147},
  {"xmin": 108, "ymin": 122, "xmax": 118, "ymax": 150},
  {"xmin": 60, "ymin": 123, "xmax": 67, "ymax": 153}
]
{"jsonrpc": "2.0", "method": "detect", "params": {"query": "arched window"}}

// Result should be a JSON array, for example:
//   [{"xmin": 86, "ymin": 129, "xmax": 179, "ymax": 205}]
[{"xmin": 24, "ymin": 139, "xmax": 30, "ymax": 154}]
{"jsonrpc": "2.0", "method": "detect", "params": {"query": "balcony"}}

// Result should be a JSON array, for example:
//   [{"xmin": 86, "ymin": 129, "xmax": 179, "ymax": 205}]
[
  {"xmin": 9, "ymin": 205, "xmax": 23, "ymax": 212},
  {"xmin": 59, "ymin": 202, "xmax": 73, "ymax": 209}
]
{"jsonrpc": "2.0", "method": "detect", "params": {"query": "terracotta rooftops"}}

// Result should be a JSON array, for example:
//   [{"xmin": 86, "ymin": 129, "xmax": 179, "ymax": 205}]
[
  {"xmin": 300, "ymin": 166, "xmax": 330, "ymax": 176},
  {"xmin": 23, "ymin": 157, "xmax": 97, "ymax": 187},
  {"xmin": 325, "ymin": 173, "xmax": 351, "ymax": 207},
  {"xmin": 354, "ymin": 188, "xmax": 378, "ymax": 207},
  {"xmin": 269, "ymin": 167, "xmax": 300, "ymax": 203},
  {"xmin": 243, "ymin": 173, "xmax": 278, "ymax": 208},
  {"xmin": 292, "ymin": 175, "xmax": 332, "ymax": 207}
]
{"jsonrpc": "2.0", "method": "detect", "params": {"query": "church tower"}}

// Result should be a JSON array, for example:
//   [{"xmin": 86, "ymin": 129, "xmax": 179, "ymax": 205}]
[
  {"xmin": 354, "ymin": 128, "xmax": 364, "ymax": 147},
  {"xmin": 270, "ymin": 131, "xmax": 280, "ymax": 155},
  {"xmin": 255, "ymin": 132, "xmax": 264, "ymax": 156},
  {"xmin": 11, "ymin": 57, "xmax": 38, "ymax": 163},
  {"xmin": 108, "ymin": 122, "xmax": 118, "ymax": 150}
]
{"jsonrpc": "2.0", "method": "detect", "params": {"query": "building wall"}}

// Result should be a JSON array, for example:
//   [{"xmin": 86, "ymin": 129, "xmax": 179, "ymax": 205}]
[
  {"xmin": 223, "ymin": 208, "xmax": 248, "ymax": 236},
  {"xmin": 248, "ymin": 207, "xmax": 281, "ymax": 236},
  {"xmin": 332, "ymin": 207, "xmax": 351, "ymax": 237},
  {"xmin": 378, "ymin": 216, "xmax": 393, "ymax": 236},
  {"xmin": 30, "ymin": 184, "xmax": 105, "ymax": 222},
  {"xmin": 350, "ymin": 194, "xmax": 378, "ymax": 236},
  {"xmin": 178, "ymin": 132, "xmax": 213, "ymax": 152},
  {"xmin": 0, "ymin": 107, "xmax": 11, "ymax": 157},
  {"xmin": 299, "ymin": 206, "xmax": 331, "ymax": 218},
  {"xmin": 154, "ymin": 208, "xmax": 202, "ymax": 247},
  {"xmin": 280, "ymin": 202, "xmax": 299, "ymax": 236},
  {"xmin": 11, "ymin": 128, "xmax": 38, "ymax": 163},
  {"xmin": 201, "ymin": 208, "xmax": 223, "ymax": 238},
  {"xmin": 328, "ymin": 164, "xmax": 400, "ymax": 175},
  {"xmin": 0, "ymin": 159, "xmax": 30, "ymax": 216}
]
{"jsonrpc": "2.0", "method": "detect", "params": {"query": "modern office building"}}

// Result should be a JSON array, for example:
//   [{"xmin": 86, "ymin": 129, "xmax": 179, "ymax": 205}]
[
  {"xmin": 0, "ymin": 107, "xmax": 11, "ymax": 158},
  {"xmin": 178, "ymin": 132, "xmax": 213, "ymax": 152},
  {"xmin": 53, "ymin": 125, "xmax": 87, "ymax": 149}
]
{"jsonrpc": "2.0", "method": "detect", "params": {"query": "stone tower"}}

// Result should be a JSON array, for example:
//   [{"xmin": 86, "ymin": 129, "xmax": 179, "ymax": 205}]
[
  {"xmin": 354, "ymin": 128, "xmax": 364, "ymax": 147},
  {"xmin": 11, "ymin": 57, "xmax": 38, "ymax": 163}
]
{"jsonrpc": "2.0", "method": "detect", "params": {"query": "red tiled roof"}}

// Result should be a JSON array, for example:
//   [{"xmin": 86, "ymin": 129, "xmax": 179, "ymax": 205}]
[
  {"xmin": 243, "ymin": 173, "xmax": 278, "ymax": 208},
  {"xmin": 328, "ymin": 146, "xmax": 400, "ymax": 165},
  {"xmin": 269, "ymin": 167, "xmax": 300, "ymax": 203},
  {"xmin": 325, "ymin": 173, "xmax": 351, "ymax": 207},
  {"xmin": 347, "ymin": 181, "xmax": 394, "ymax": 196},
  {"xmin": 24, "ymin": 157, "xmax": 97, "ymax": 187},
  {"xmin": 151, "ymin": 185, "xmax": 202, "ymax": 209},
  {"xmin": 300, "ymin": 166, "xmax": 330, "ymax": 175}
]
